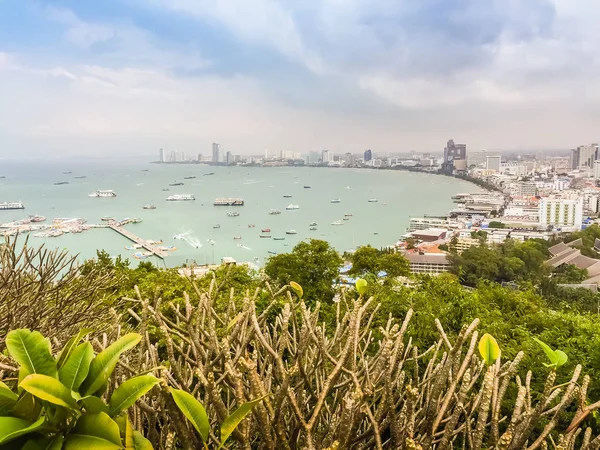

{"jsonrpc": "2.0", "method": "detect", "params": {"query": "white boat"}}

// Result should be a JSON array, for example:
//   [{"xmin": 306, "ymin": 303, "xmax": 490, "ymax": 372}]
[
  {"xmin": 331, "ymin": 199, "xmax": 341, "ymax": 203},
  {"xmin": 309, "ymin": 222, "xmax": 317, "ymax": 226},
  {"xmin": 331, "ymin": 220, "xmax": 344, "ymax": 225},
  {"xmin": 143, "ymin": 205, "xmax": 156, "ymax": 210},
  {"xmin": 368, "ymin": 198, "xmax": 378, "ymax": 203},
  {"xmin": 269, "ymin": 209, "xmax": 281, "ymax": 215},
  {"xmin": 227, "ymin": 211, "xmax": 240, "ymax": 217},
  {"xmin": 0, "ymin": 202, "xmax": 25, "ymax": 210},
  {"xmin": 286, "ymin": 204, "xmax": 300, "ymax": 210},
  {"xmin": 286, "ymin": 230, "xmax": 297, "ymax": 235},
  {"xmin": 89, "ymin": 190, "xmax": 116, "ymax": 198},
  {"xmin": 166, "ymin": 194, "xmax": 195, "ymax": 201}
]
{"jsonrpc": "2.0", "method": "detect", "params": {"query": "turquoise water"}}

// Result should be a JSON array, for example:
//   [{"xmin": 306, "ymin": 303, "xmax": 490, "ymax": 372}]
[{"xmin": 0, "ymin": 161, "xmax": 481, "ymax": 266}]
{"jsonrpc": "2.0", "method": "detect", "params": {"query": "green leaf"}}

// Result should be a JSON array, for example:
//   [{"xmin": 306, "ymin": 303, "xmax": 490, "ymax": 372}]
[
  {"xmin": 0, "ymin": 382, "xmax": 18, "ymax": 414},
  {"xmin": 21, "ymin": 436, "xmax": 64, "ymax": 450},
  {"xmin": 74, "ymin": 412, "xmax": 122, "ymax": 446},
  {"xmin": 355, "ymin": 278, "xmax": 368, "ymax": 295},
  {"xmin": 6, "ymin": 330, "xmax": 57, "ymax": 378},
  {"xmin": 80, "ymin": 333, "xmax": 141, "ymax": 396},
  {"xmin": 478, "ymin": 333, "xmax": 500, "ymax": 366},
  {"xmin": 78, "ymin": 396, "xmax": 109, "ymax": 414},
  {"xmin": 534, "ymin": 338, "xmax": 559, "ymax": 366},
  {"xmin": 218, "ymin": 396, "xmax": 266, "ymax": 449},
  {"xmin": 0, "ymin": 416, "xmax": 45, "ymax": 445},
  {"xmin": 10, "ymin": 393, "xmax": 41, "ymax": 422},
  {"xmin": 109, "ymin": 374, "xmax": 158, "ymax": 417},
  {"xmin": 20, "ymin": 374, "xmax": 78, "ymax": 410},
  {"xmin": 59, "ymin": 342, "xmax": 94, "ymax": 391},
  {"xmin": 171, "ymin": 389, "xmax": 209, "ymax": 442},
  {"xmin": 63, "ymin": 434, "xmax": 122, "ymax": 450},
  {"xmin": 57, "ymin": 328, "xmax": 93, "ymax": 370},
  {"xmin": 289, "ymin": 281, "xmax": 303, "ymax": 298},
  {"xmin": 124, "ymin": 417, "xmax": 153, "ymax": 450},
  {"xmin": 554, "ymin": 350, "xmax": 568, "ymax": 368}
]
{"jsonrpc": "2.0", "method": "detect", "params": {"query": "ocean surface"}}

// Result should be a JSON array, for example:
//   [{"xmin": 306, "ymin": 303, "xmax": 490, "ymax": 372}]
[{"xmin": 0, "ymin": 160, "xmax": 482, "ymax": 267}]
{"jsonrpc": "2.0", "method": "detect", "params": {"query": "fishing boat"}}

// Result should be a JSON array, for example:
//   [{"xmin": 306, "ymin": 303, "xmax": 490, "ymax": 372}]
[
  {"xmin": 286, "ymin": 230, "xmax": 297, "ymax": 235},
  {"xmin": 269, "ymin": 209, "xmax": 281, "ymax": 215},
  {"xmin": 331, "ymin": 199, "xmax": 341, "ymax": 203},
  {"xmin": 143, "ymin": 205, "xmax": 156, "ymax": 210},
  {"xmin": 261, "ymin": 228, "xmax": 271, "ymax": 233},
  {"xmin": 309, "ymin": 222, "xmax": 318, "ymax": 226},
  {"xmin": 331, "ymin": 220, "xmax": 343, "ymax": 225},
  {"xmin": 283, "ymin": 195, "xmax": 292, "ymax": 198},
  {"xmin": 63, "ymin": 171, "xmax": 72, "ymax": 175},
  {"xmin": 260, "ymin": 235, "xmax": 272, "ymax": 238},
  {"xmin": 273, "ymin": 237, "xmax": 285, "ymax": 240},
  {"xmin": 169, "ymin": 182, "xmax": 184, "ymax": 186},
  {"xmin": 368, "ymin": 198, "xmax": 378, "ymax": 203},
  {"xmin": 233, "ymin": 236, "xmax": 242, "ymax": 240},
  {"xmin": 227, "ymin": 211, "xmax": 240, "ymax": 217},
  {"xmin": 286, "ymin": 204, "xmax": 300, "ymax": 210}
]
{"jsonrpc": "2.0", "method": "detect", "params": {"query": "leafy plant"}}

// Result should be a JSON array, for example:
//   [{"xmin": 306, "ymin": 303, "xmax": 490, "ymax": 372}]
[
  {"xmin": 170, "ymin": 389, "xmax": 265, "ymax": 449},
  {"xmin": 534, "ymin": 337, "xmax": 568, "ymax": 368},
  {"xmin": 478, "ymin": 333, "xmax": 500, "ymax": 366},
  {"xmin": 0, "ymin": 329, "xmax": 158, "ymax": 449}
]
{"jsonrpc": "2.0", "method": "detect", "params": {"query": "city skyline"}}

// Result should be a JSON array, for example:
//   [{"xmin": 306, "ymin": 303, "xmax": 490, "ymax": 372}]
[{"xmin": 2, "ymin": 1, "xmax": 600, "ymax": 157}]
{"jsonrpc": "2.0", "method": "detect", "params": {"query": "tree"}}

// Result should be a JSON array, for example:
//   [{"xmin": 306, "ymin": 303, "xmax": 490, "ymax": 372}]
[
  {"xmin": 405, "ymin": 237, "xmax": 417, "ymax": 249},
  {"xmin": 489, "ymin": 221, "xmax": 505, "ymax": 228},
  {"xmin": 264, "ymin": 239, "xmax": 342, "ymax": 302},
  {"xmin": 349, "ymin": 245, "xmax": 410, "ymax": 280}
]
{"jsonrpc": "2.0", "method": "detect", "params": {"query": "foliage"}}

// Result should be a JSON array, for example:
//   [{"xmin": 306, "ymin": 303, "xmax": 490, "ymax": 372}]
[
  {"xmin": 348, "ymin": 245, "xmax": 410, "ymax": 279},
  {"xmin": 264, "ymin": 239, "xmax": 342, "ymax": 302},
  {"xmin": 0, "ymin": 329, "xmax": 155, "ymax": 449},
  {"xmin": 488, "ymin": 221, "xmax": 506, "ymax": 228}
]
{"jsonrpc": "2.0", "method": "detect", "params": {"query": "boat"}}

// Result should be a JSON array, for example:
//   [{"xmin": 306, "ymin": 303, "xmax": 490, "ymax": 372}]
[
  {"xmin": 286, "ymin": 230, "xmax": 297, "ymax": 235},
  {"xmin": 269, "ymin": 209, "xmax": 281, "ymax": 215},
  {"xmin": 344, "ymin": 213, "xmax": 353, "ymax": 217},
  {"xmin": 29, "ymin": 215, "xmax": 45, "ymax": 223},
  {"xmin": 345, "ymin": 186, "xmax": 352, "ymax": 189},
  {"xmin": 260, "ymin": 235, "xmax": 272, "ymax": 238},
  {"xmin": 343, "ymin": 217, "xmax": 350, "ymax": 221},
  {"xmin": 204, "ymin": 172, "xmax": 215, "ymax": 176},
  {"xmin": 233, "ymin": 236, "xmax": 242, "ymax": 240},
  {"xmin": 331, "ymin": 199, "xmax": 341, "ymax": 203},
  {"xmin": 268, "ymin": 251, "xmax": 277, "ymax": 255},
  {"xmin": 101, "ymin": 216, "xmax": 116, "ymax": 222},
  {"xmin": 286, "ymin": 204, "xmax": 300, "ymax": 210},
  {"xmin": 166, "ymin": 194, "xmax": 195, "ymax": 201},
  {"xmin": 162, "ymin": 188, "xmax": 170, "ymax": 191},
  {"xmin": 304, "ymin": 186, "xmax": 311, "ymax": 189},
  {"xmin": 89, "ymin": 190, "xmax": 117, "ymax": 198},
  {"xmin": 54, "ymin": 181, "xmax": 69, "ymax": 185},
  {"xmin": 283, "ymin": 195, "xmax": 292, "ymax": 198},
  {"xmin": 368, "ymin": 198, "xmax": 378, "ymax": 203},
  {"xmin": 74, "ymin": 176, "xmax": 87, "ymax": 179},
  {"xmin": 184, "ymin": 176, "xmax": 196, "ymax": 179},
  {"xmin": 309, "ymin": 222, "xmax": 317, "ymax": 226},
  {"xmin": 309, "ymin": 227, "xmax": 317, "ymax": 231},
  {"xmin": 169, "ymin": 182, "xmax": 184, "ymax": 186},
  {"xmin": 157, "ymin": 246, "xmax": 177, "ymax": 251},
  {"xmin": 273, "ymin": 237, "xmax": 285, "ymax": 240},
  {"xmin": 227, "ymin": 211, "xmax": 240, "ymax": 217},
  {"xmin": 331, "ymin": 220, "xmax": 343, "ymax": 225},
  {"xmin": 213, "ymin": 224, "xmax": 220, "ymax": 229},
  {"xmin": 63, "ymin": 171, "xmax": 72, "ymax": 175},
  {"xmin": 0, "ymin": 202, "xmax": 25, "ymax": 210},
  {"xmin": 143, "ymin": 205, "xmax": 156, "ymax": 210},
  {"xmin": 248, "ymin": 224, "xmax": 255, "ymax": 228},
  {"xmin": 261, "ymin": 228, "xmax": 271, "ymax": 233},
  {"xmin": 214, "ymin": 198, "xmax": 244, "ymax": 206}
]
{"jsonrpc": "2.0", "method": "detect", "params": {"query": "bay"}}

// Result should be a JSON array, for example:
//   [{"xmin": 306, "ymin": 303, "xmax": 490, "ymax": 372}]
[{"xmin": 0, "ymin": 160, "xmax": 482, "ymax": 266}]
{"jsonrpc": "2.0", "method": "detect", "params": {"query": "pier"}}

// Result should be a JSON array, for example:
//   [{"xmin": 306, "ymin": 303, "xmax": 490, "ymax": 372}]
[{"xmin": 109, "ymin": 225, "xmax": 168, "ymax": 259}]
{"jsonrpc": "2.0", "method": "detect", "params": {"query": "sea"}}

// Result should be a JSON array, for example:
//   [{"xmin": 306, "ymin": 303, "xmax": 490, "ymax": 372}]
[{"xmin": 0, "ymin": 160, "xmax": 482, "ymax": 267}]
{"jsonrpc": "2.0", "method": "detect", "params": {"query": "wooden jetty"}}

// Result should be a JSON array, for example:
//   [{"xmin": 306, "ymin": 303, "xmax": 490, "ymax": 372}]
[{"xmin": 109, "ymin": 225, "xmax": 167, "ymax": 259}]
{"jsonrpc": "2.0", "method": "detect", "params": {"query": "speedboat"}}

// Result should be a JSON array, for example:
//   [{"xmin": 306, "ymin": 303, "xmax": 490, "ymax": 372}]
[
  {"xmin": 261, "ymin": 228, "xmax": 271, "ymax": 233},
  {"xmin": 227, "ymin": 211, "xmax": 240, "ymax": 217},
  {"xmin": 286, "ymin": 204, "xmax": 299, "ymax": 210},
  {"xmin": 286, "ymin": 230, "xmax": 297, "ymax": 235},
  {"xmin": 331, "ymin": 220, "xmax": 343, "ymax": 225},
  {"xmin": 283, "ymin": 195, "xmax": 292, "ymax": 198},
  {"xmin": 143, "ymin": 205, "xmax": 156, "ymax": 210},
  {"xmin": 330, "ymin": 199, "xmax": 341, "ymax": 203},
  {"xmin": 368, "ymin": 198, "xmax": 378, "ymax": 203},
  {"xmin": 269, "ymin": 209, "xmax": 281, "ymax": 215}
]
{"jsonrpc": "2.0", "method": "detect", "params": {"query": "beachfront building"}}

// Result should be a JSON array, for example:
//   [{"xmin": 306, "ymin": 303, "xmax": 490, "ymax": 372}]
[
  {"xmin": 538, "ymin": 196, "xmax": 584, "ymax": 231},
  {"xmin": 405, "ymin": 253, "xmax": 451, "ymax": 275}
]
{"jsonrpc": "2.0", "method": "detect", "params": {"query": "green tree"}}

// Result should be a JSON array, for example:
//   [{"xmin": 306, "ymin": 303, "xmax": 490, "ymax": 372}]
[
  {"xmin": 264, "ymin": 239, "xmax": 342, "ymax": 302},
  {"xmin": 488, "ymin": 221, "xmax": 505, "ymax": 228}
]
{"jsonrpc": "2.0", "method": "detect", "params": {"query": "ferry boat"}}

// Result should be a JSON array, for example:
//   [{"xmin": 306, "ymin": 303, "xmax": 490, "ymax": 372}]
[
  {"xmin": 227, "ymin": 211, "xmax": 240, "ymax": 217},
  {"xmin": 331, "ymin": 199, "xmax": 341, "ymax": 203},
  {"xmin": 269, "ymin": 209, "xmax": 281, "ymax": 215},
  {"xmin": 166, "ymin": 194, "xmax": 195, "ymax": 201},
  {"xmin": 286, "ymin": 230, "xmax": 297, "ymax": 235},
  {"xmin": 143, "ymin": 205, "xmax": 156, "ymax": 210},
  {"xmin": 261, "ymin": 228, "xmax": 271, "ymax": 233},
  {"xmin": 214, "ymin": 198, "xmax": 244, "ymax": 206},
  {"xmin": 89, "ymin": 190, "xmax": 117, "ymax": 198},
  {"xmin": 286, "ymin": 204, "xmax": 300, "ymax": 210},
  {"xmin": 54, "ymin": 181, "xmax": 69, "ymax": 185},
  {"xmin": 368, "ymin": 198, "xmax": 378, "ymax": 203},
  {"xmin": 0, "ymin": 202, "xmax": 25, "ymax": 210},
  {"xmin": 331, "ymin": 220, "xmax": 344, "ymax": 225},
  {"xmin": 169, "ymin": 182, "xmax": 184, "ymax": 186},
  {"xmin": 283, "ymin": 195, "xmax": 292, "ymax": 198}
]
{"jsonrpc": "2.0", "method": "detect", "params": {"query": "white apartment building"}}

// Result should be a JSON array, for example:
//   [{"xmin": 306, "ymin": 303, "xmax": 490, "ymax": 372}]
[
  {"xmin": 594, "ymin": 160, "xmax": 600, "ymax": 179},
  {"xmin": 408, "ymin": 217, "xmax": 450, "ymax": 232},
  {"xmin": 486, "ymin": 155, "xmax": 501, "ymax": 172},
  {"xmin": 538, "ymin": 197, "xmax": 584, "ymax": 230}
]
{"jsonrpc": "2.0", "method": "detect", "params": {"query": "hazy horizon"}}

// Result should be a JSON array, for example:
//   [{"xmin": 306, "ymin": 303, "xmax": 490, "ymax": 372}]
[{"xmin": 1, "ymin": 1, "xmax": 598, "ymax": 158}]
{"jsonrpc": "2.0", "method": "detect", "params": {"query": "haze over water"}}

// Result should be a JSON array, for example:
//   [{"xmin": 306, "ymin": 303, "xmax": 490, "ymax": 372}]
[{"xmin": 0, "ymin": 161, "xmax": 482, "ymax": 266}]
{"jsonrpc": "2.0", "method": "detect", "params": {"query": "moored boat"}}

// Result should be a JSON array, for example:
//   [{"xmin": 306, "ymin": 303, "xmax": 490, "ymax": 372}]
[
  {"xmin": 89, "ymin": 190, "xmax": 116, "ymax": 198},
  {"xmin": 286, "ymin": 204, "xmax": 299, "ymax": 210},
  {"xmin": 368, "ymin": 198, "xmax": 378, "ymax": 203},
  {"xmin": 331, "ymin": 220, "xmax": 343, "ymax": 225},
  {"xmin": 331, "ymin": 199, "xmax": 341, "ymax": 203},
  {"xmin": 273, "ymin": 237, "xmax": 285, "ymax": 240},
  {"xmin": 143, "ymin": 205, "xmax": 156, "ymax": 210},
  {"xmin": 166, "ymin": 194, "xmax": 195, "ymax": 201},
  {"xmin": 269, "ymin": 209, "xmax": 281, "ymax": 215},
  {"xmin": 261, "ymin": 228, "xmax": 271, "ymax": 233},
  {"xmin": 227, "ymin": 211, "xmax": 240, "ymax": 217},
  {"xmin": 286, "ymin": 230, "xmax": 297, "ymax": 235}
]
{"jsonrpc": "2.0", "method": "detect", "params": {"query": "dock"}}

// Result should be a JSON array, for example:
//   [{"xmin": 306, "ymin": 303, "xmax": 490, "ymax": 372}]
[{"xmin": 109, "ymin": 225, "xmax": 168, "ymax": 259}]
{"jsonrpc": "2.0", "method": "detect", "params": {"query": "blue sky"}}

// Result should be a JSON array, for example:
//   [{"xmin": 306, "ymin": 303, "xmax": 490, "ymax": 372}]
[{"xmin": 0, "ymin": 0, "xmax": 598, "ymax": 157}]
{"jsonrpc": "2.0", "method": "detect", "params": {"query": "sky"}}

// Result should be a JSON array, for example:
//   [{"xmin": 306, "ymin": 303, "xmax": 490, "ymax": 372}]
[{"xmin": 1, "ymin": 0, "xmax": 599, "ymax": 158}]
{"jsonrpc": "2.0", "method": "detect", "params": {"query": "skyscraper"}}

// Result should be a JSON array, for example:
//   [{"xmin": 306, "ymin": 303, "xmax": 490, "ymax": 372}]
[
  {"xmin": 212, "ymin": 143, "xmax": 221, "ymax": 163},
  {"xmin": 574, "ymin": 144, "xmax": 598, "ymax": 169},
  {"xmin": 226, "ymin": 151, "xmax": 233, "ymax": 164},
  {"xmin": 321, "ymin": 150, "xmax": 331, "ymax": 163},
  {"xmin": 442, "ymin": 139, "xmax": 467, "ymax": 172},
  {"xmin": 486, "ymin": 155, "xmax": 501, "ymax": 172},
  {"xmin": 159, "ymin": 148, "xmax": 165, "ymax": 163},
  {"xmin": 364, "ymin": 149, "xmax": 372, "ymax": 162}
]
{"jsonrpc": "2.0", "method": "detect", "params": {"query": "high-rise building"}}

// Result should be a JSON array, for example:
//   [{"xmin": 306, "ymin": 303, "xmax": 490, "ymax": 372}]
[
  {"xmin": 364, "ymin": 149, "xmax": 372, "ymax": 162},
  {"xmin": 442, "ymin": 139, "xmax": 467, "ymax": 172},
  {"xmin": 486, "ymin": 155, "xmax": 501, "ymax": 172},
  {"xmin": 538, "ymin": 197, "xmax": 583, "ymax": 230},
  {"xmin": 308, "ymin": 151, "xmax": 319, "ymax": 165},
  {"xmin": 197, "ymin": 153, "xmax": 202, "ymax": 161},
  {"xmin": 226, "ymin": 151, "xmax": 233, "ymax": 164},
  {"xmin": 159, "ymin": 148, "xmax": 165, "ymax": 163},
  {"xmin": 571, "ymin": 144, "xmax": 598, "ymax": 169},
  {"xmin": 594, "ymin": 160, "xmax": 600, "ymax": 179},
  {"xmin": 212, "ymin": 143, "xmax": 221, "ymax": 163},
  {"xmin": 343, "ymin": 153, "xmax": 355, "ymax": 166},
  {"xmin": 321, "ymin": 150, "xmax": 332, "ymax": 163}
]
